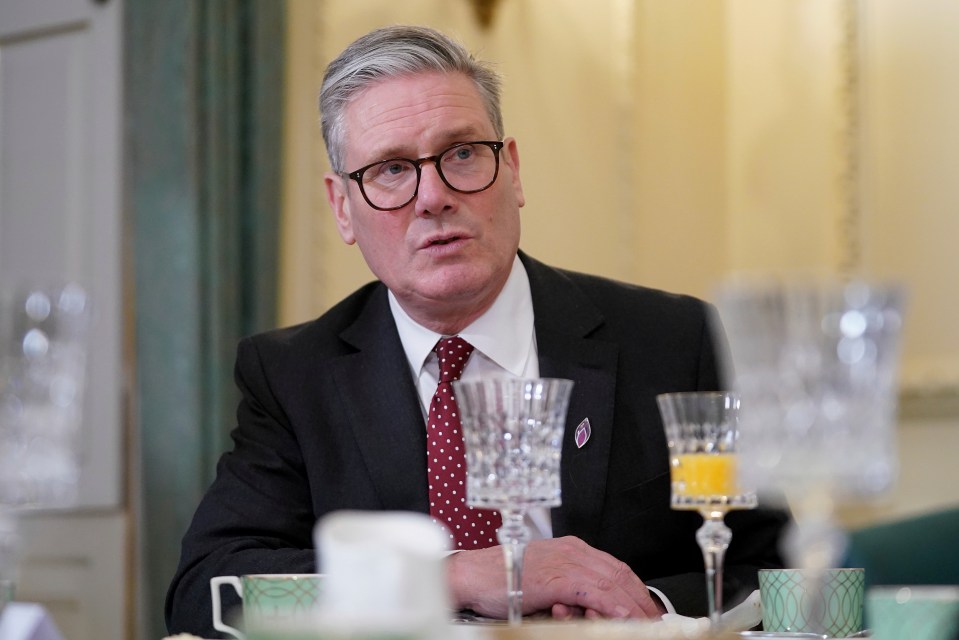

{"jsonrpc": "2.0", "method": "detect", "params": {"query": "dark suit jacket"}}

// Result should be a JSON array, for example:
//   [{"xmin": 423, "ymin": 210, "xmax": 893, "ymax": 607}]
[{"xmin": 166, "ymin": 252, "xmax": 788, "ymax": 636}]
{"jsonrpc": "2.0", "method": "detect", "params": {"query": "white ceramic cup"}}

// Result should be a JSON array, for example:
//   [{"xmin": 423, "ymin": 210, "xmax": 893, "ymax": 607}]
[
  {"xmin": 758, "ymin": 567, "xmax": 865, "ymax": 637},
  {"xmin": 210, "ymin": 573, "xmax": 323, "ymax": 639}
]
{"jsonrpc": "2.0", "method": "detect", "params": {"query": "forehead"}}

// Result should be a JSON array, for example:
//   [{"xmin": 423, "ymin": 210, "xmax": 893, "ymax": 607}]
[{"xmin": 342, "ymin": 71, "xmax": 494, "ymax": 161}]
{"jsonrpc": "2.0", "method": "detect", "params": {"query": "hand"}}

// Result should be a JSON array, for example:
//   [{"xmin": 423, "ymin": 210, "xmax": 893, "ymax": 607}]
[{"xmin": 446, "ymin": 536, "xmax": 666, "ymax": 620}]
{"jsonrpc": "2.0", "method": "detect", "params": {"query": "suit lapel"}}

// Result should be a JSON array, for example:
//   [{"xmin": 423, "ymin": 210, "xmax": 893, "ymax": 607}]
[
  {"xmin": 329, "ymin": 287, "xmax": 430, "ymax": 513},
  {"xmin": 323, "ymin": 256, "xmax": 619, "ymax": 534},
  {"xmin": 522, "ymin": 254, "xmax": 618, "ymax": 546}
]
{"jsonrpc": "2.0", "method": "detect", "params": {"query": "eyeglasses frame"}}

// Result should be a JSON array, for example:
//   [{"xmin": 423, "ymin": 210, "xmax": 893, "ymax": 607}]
[{"xmin": 342, "ymin": 140, "xmax": 505, "ymax": 211}]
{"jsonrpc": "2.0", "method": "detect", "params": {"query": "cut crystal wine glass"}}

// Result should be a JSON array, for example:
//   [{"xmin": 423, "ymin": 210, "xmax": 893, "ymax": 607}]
[
  {"xmin": 656, "ymin": 391, "xmax": 756, "ymax": 628},
  {"xmin": 452, "ymin": 377, "xmax": 573, "ymax": 625},
  {"xmin": 715, "ymin": 276, "xmax": 905, "ymax": 634},
  {"xmin": 0, "ymin": 282, "xmax": 92, "ymax": 610}
]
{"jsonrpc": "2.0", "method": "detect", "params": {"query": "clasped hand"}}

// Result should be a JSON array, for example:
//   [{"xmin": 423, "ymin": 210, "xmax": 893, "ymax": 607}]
[{"xmin": 446, "ymin": 536, "xmax": 666, "ymax": 620}]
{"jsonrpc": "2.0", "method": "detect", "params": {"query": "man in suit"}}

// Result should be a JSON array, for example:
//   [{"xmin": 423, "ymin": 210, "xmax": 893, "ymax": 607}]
[{"xmin": 166, "ymin": 25, "xmax": 788, "ymax": 637}]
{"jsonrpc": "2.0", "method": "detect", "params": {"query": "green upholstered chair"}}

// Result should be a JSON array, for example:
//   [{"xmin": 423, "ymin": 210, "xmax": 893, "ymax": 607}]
[{"xmin": 844, "ymin": 507, "xmax": 959, "ymax": 588}]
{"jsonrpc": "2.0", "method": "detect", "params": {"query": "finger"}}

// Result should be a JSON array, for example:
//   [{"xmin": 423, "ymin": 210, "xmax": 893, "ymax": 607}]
[
  {"xmin": 562, "ymin": 580, "xmax": 636, "ymax": 619},
  {"xmin": 550, "ymin": 603, "xmax": 584, "ymax": 619},
  {"xmin": 601, "ymin": 558, "xmax": 664, "ymax": 618},
  {"xmin": 548, "ymin": 538, "xmax": 663, "ymax": 618}
]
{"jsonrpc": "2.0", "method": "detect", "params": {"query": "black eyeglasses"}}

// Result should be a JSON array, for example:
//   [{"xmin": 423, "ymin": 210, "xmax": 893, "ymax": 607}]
[{"xmin": 342, "ymin": 141, "xmax": 504, "ymax": 211}]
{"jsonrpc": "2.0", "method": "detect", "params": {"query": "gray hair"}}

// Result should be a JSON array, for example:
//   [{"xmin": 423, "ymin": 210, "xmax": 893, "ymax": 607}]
[{"xmin": 319, "ymin": 25, "xmax": 504, "ymax": 173}]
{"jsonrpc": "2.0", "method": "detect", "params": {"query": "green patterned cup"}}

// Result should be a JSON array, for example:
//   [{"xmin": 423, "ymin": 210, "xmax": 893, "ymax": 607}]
[
  {"xmin": 759, "ymin": 568, "xmax": 865, "ymax": 637},
  {"xmin": 211, "ymin": 573, "xmax": 324, "ymax": 639},
  {"xmin": 868, "ymin": 586, "xmax": 959, "ymax": 640}
]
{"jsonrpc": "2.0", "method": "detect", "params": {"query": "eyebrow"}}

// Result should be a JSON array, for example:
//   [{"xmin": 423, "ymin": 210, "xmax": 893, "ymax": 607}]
[{"xmin": 366, "ymin": 128, "xmax": 492, "ymax": 163}]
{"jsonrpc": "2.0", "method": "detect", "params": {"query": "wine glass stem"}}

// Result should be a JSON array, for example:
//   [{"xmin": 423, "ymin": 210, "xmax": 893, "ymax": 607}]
[
  {"xmin": 497, "ymin": 508, "xmax": 530, "ymax": 625},
  {"xmin": 696, "ymin": 512, "xmax": 732, "ymax": 628},
  {"xmin": 786, "ymin": 489, "xmax": 845, "ymax": 634}
]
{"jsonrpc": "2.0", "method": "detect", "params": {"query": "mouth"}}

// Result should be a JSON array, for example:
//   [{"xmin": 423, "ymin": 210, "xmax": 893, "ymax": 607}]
[{"xmin": 421, "ymin": 232, "xmax": 469, "ymax": 250}]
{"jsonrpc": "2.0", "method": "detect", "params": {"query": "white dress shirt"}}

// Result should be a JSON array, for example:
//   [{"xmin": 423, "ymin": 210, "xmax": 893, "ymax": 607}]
[{"xmin": 388, "ymin": 255, "xmax": 553, "ymax": 538}]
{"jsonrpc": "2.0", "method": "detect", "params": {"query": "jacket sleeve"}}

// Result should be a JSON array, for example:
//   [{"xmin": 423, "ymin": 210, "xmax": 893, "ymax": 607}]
[{"xmin": 164, "ymin": 337, "xmax": 318, "ymax": 638}]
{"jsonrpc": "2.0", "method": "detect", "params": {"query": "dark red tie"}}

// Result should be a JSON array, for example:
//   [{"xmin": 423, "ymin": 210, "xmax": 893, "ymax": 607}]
[{"xmin": 427, "ymin": 336, "xmax": 502, "ymax": 549}]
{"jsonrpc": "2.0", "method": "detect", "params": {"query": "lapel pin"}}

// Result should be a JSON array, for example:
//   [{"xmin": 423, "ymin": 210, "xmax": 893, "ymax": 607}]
[{"xmin": 574, "ymin": 418, "xmax": 591, "ymax": 449}]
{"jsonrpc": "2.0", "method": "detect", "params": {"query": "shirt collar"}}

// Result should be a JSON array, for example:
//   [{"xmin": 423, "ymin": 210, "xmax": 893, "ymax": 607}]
[{"xmin": 389, "ymin": 254, "xmax": 535, "ymax": 377}]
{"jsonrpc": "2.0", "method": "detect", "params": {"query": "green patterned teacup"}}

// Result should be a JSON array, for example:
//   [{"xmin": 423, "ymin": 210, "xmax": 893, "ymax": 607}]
[
  {"xmin": 868, "ymin": 586, "xmax": 959, "ymax": 640},
  {"xmin": 759, "ymin": 568, "xmax": 865, "ymax": 637},
  {"xmin": 211, "ymin": 573, "xmax": 324, "ymax": 639}
]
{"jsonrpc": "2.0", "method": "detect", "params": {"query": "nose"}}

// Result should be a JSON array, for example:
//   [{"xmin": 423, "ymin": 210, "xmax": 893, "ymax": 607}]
[{"xmin": 413, "ymin": 161, "xmax": 457, "ymax": 217}]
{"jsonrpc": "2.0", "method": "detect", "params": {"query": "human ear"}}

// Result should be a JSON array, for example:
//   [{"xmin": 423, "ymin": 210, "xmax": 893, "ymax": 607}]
[
  {"xmin": 502, "ymin": 138, "xmax": 525, "ymax": 208},
  {"xmin": 325, "ymin": 172, "xmax": 357, "ymax": 245}
]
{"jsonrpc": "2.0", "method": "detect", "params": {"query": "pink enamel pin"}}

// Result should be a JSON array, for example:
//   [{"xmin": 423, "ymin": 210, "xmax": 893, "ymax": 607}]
[{"xmin": 574, "ymin": 418, "xmax": 591, "ymax": 448}]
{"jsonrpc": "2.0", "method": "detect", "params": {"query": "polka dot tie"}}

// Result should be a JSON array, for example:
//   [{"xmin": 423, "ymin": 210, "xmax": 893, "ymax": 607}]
[{"xmin": 427, "ymin": 336, "xmax": 502, "ymax": 549}]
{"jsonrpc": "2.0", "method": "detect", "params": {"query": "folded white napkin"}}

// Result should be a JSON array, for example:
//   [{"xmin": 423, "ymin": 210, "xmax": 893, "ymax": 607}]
[{"xmin": 660, "ymin": 589, "xmax": 763, "ymax": 633}]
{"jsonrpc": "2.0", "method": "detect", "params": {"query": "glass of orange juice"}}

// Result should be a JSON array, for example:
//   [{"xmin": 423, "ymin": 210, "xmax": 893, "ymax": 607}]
[{"xmin": 656, "ymin": 391, "xmax": 757, "ymax": 628}]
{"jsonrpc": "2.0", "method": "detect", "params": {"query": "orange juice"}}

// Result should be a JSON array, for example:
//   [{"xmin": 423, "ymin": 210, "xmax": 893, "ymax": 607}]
[{"xmin": 672, "ymin": 453, "xmax": 738, "ymax": 497}]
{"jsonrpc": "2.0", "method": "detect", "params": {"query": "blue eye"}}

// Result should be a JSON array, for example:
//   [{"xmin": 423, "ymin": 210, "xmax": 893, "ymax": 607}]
[
  {"xmin": 369, "ymin": 160, "xmax": 412, "ymax": 183},
  {"xmin": 444, "ymin": 144, "xmax": 477, "ymax": 165}
]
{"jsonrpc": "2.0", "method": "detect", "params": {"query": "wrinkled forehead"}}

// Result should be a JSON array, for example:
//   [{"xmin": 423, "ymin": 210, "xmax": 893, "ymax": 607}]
[{"xmin": 341, "ymin": 71, "xmax": 496, "ymax": 162}]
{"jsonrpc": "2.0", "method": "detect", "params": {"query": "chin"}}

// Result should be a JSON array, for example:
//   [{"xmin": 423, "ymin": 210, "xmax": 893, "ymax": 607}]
[{"xmin": 419, "ymin": 266, "xmax": 494, "ymax": 302}]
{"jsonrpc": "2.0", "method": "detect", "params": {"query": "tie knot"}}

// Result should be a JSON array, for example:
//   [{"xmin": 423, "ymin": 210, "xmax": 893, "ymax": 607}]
[{"xmin": 434, "ymin": 336, "xmax": 475, "ymax": 383}]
